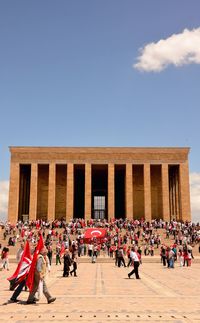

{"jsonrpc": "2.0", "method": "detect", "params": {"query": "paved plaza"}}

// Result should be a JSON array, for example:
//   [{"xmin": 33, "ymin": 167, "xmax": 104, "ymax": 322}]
[{"xmin": 0, "ymin": 261, "xmax": 200, "ymax": 323}]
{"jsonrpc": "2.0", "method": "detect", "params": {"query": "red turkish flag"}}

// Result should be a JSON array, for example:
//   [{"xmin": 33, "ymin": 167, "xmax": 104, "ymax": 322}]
[
  {"xmin": 84, "ymin": 228, "xmax": 107, "ymax": 243},
  {"xmin": 26, "ymin": 235, "xmax": 44, "ymax": 291},
  {"xmin": 7, "ymin": 240, "xmax": 32, "ymax": 288}
]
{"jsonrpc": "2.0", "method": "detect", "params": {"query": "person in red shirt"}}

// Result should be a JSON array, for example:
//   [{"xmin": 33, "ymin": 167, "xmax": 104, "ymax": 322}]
[{"xmin": 0, "ymin": 247, "xmax": 9, "ymax": 271}]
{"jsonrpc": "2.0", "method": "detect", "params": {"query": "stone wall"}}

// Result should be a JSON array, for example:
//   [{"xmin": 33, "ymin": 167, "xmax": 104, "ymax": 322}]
[{"xmin": 8, "ymin": 147, "xmax": 191, "ymax": 223}]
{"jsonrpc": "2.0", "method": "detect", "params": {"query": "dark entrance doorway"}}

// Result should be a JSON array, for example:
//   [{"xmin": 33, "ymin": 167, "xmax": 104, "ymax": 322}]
[
  {"xmin": 115, "ymin": 165, "xmax": 125, "ymax": 219},
  {"xmin": 169, "ymin": 165, "xmax": 180, "ymax": 220},
  {"xmin": 92, "ymin": 165, "xmax": 108, "ymax": 219},
  {"xmin": 93, "ymin": 196, "xmax": 106, "ymax": 219},
  {"xmin": 18, "ymin": 164, "xmax": 31, "ymax": 221},
  {"xmin": 37, "ymin": 164, "xmax": 49, "ymax": 221},
  {"xmin": 74, "ymin": 165, "xmax": 85, "ymax": 218}
]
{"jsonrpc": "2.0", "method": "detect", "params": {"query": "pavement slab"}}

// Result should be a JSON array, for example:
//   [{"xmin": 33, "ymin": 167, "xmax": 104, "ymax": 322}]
[{"xmin": 0, "ymin": 262, "xmax": 200, "ymax": 323}]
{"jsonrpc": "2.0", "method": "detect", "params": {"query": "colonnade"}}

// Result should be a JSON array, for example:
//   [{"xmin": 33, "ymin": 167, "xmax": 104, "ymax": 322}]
[{"xmin": 8, "ymin": 161, "xmax": 191, "ymax": 223}]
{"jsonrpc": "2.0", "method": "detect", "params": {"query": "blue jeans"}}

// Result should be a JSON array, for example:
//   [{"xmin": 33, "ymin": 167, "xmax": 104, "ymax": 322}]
[{"xmin": 169, "ymin": 258, "xmax": 174, "ymax": 268}]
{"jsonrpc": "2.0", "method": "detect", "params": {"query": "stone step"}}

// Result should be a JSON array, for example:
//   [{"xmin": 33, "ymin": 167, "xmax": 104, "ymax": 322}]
[{"xmin": 7, "ymin": 256, "xmax": 200, "ymax": 264}]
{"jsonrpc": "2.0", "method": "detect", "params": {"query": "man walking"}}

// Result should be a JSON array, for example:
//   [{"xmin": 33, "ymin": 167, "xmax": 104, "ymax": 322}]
[
  {"xmin": 8, "ymin": 241, "xmax": 32, "ymax": 302},
  {"xmin": 27, "ymin": 247, "xmax": 56, "ymax": 304},
  {"xmin": 117, "ymin": 247, "xmax": 126, "ymax": 267},
  {"xmin": 128, "ymin": 247, "xmax": 141, "ymax": 279}
]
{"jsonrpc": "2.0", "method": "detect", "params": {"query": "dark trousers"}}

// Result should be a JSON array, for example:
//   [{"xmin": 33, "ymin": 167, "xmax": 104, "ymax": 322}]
[
  {"xmin": 70, "ymin": 263, "xmax": 77, "ymax": 276},
  {"xmin": 162, "ymin": 256, "xmax": 166, "ymax": 266},
  {"xmin": 63, "ymin": 265, "xmax": 70, "ymax": 277},
  {"xmin": 47, "ymin": 254, "xmax": 52, "ymax": 265},
  {"xmin": 115, "ymin": 257, "xmax": 118, "ymax": 266},
  {"xmin": 127, "ymin": 257, "xmax": 132, "ymax": 267},
  {"xmin": 11, "ymin": 279, "xmax": 26, "ymax": 301},
  {"xmin": 128, "ymin": 261, "xmax": 140, "ymax": 279},
  {"xmin": 118, "ymin": 257, "xmax": 126, "ymax": 267}
]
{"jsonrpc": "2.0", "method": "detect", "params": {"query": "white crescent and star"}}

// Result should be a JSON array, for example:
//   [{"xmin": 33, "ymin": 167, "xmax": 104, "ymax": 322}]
[{"xmin": 90, "ymin": 230, "xmax": 102, "ymax": 236}]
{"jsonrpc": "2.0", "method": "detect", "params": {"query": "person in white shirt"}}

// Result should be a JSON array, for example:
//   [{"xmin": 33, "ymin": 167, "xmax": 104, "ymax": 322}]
[{"xmin": 128, "ymin": 247, "xmax": 141, "ymax": 279}]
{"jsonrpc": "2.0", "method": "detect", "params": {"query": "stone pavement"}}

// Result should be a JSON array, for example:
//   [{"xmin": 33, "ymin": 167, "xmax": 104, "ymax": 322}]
[{"xmin": 0, "ymin": 262, "xmax": 200, "ymax": 323}]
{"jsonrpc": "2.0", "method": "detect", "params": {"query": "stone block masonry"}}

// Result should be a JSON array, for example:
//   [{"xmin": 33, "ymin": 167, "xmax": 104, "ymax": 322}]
[{"xmin": 8, "ymin": 147, "xmax": 191, "ymax": 223}]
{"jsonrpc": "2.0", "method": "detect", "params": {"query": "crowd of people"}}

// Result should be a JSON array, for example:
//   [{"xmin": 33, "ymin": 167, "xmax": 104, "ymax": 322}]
[{"xmin": 0, "ymin": 218, "xmax": 200, "ymax": 304}]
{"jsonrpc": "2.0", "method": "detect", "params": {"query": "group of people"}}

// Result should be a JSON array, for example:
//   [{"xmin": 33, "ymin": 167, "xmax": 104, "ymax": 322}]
[
  {"xmin": 1, "ymin": 218, "xmax": 200, "ymax": 256},
  {"xmin": 0, "ymin": 217, "xmax": 199, "ymax": 304},
  {"xmin": 6, "ymin": 238, "xmax": 80, "ymax": 304},
  {"xmin": 63, "ymin": 249, "xmax": 78, "ymax": 277},
  {"xmin": 12, "ymin": 246, "xmax": 56, "ymax": 304},
  {"xmin": 160, "ymin": 244, "xmax": 194, "ymax": 268}
]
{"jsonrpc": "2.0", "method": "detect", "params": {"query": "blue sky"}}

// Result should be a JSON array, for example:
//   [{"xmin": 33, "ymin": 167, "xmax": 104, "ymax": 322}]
[{"xmin": 0, "ymin": 1, "xmax": 200, "ymax": 221}]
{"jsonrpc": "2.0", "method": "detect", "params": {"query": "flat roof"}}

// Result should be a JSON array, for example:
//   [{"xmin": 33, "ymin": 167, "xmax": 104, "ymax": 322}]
[{"xmin": 9, "ymin": 146, "xmax": 190, "ymax": 153}]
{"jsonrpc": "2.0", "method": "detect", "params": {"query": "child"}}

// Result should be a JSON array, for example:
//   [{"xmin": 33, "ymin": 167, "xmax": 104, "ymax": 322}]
[{"xmin": 0, "ymin": 247, "xmax": 9, "ymax": 270}]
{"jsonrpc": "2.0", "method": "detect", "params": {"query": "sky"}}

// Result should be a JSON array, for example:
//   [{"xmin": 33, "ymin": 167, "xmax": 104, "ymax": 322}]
[{"xmin": 0, "ymin": 1, "xmax": 200, "ymax": 222}]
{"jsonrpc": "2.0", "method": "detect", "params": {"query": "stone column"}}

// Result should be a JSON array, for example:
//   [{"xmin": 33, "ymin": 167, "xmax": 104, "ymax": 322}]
[
  {"xmin": 8, "ymin": 162, "xmax": 20, "ymax": 223},
  {"xmin": 85, "ymin": 163, "xmax": 91, "ymax": 221},
  {"xmin": 125, "ymin": 163, "xmax": 133, "ymax": 220},
  {"xmin": 29, "ymin": 163, "xmax": 38, "ymax": 221},
  {"xmin": 108, "ymin": 163, "xmax": 115, "ymax": 221},
  {"xmin": 161, "ymin": 163, "xmax": 170, "ymax": 222},
  {"xmin": 66, "ymin": 163, "xmax": 74, "ymax": 222},
  {"xmin": 144, "ymin": 163, "xmax": 151, "ymax": 222},
  {"xmin": 179, "ymin": 161, "xmax": 191, "ymax": 221},
  {"xmin": 48, "ymin": 163, "xmax": 56, "ymax": 222}
]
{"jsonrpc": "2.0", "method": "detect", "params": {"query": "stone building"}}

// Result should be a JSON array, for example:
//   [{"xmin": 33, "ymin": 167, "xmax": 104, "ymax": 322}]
[{"xmin": 8, "ymin": 147, "xmax": 191, "ymax": 223}]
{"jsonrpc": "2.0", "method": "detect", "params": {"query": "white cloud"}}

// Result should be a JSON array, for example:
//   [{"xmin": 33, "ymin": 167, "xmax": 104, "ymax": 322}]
[
  {"xmin": 190, "ymin": 173, "xmax": 200, "ymax": 223},
  {"xmin": 134, "ymin": 28, "xmax": 200, "ymax": 72},
  {"xmin": 0, "ymin": 180, "xmax": 9, "ymax": 222}
]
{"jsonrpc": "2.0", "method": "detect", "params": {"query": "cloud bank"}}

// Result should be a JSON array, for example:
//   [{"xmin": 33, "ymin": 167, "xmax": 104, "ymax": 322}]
[
  {"xmin": 0, "ymin": 174, "xmax": 199, "ymax": 222},
  {"xmin": 190, "ymin": 173, "xmax": 200, "ymax": 223},
  {"xmin": 0, "ymin": 181, "xmax": 9, "ymax": 222},
  {"xmin": 134, "ymin": 28, "xmax": 200, "ymax": 72}
]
